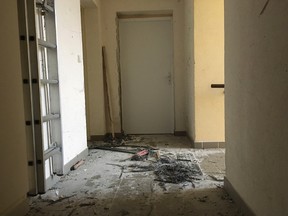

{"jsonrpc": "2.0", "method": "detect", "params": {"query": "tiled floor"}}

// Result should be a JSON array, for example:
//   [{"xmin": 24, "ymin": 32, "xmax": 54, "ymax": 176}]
[{"xmin": 26, "ymin": 135, "xmax": 243, "ymax": 216}]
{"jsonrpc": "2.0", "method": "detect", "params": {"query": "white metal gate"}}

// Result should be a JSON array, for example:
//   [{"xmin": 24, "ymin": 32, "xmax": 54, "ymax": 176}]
[{"xmin": 18, "ymin": 0, "xmax": 63, "ymax": 195}]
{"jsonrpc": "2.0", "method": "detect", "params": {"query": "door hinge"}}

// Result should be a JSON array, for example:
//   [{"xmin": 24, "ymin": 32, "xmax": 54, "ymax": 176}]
[
  {"xmin": 37, "ymin": 160, "xmax": 42, "ymax": 165},
  {"xmin": 29, "ymin": 36, "xmax": 35, "ymax": 41},
  {"xmin": 20, "ymin": 35, "xmax": 26, "ymax": 41},
  {"xmin": 28, "ymin": 161, "xmax": 34, "ymax": 166},
  {"xmin": 34, "ymin": 120, "xmax": 40, "ymax": 125}
]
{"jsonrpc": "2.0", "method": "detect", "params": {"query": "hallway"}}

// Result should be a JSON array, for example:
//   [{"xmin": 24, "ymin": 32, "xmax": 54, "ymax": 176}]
[{"xmin": 26, "ymin": 136, "xmax": 243, "ymax": 216}]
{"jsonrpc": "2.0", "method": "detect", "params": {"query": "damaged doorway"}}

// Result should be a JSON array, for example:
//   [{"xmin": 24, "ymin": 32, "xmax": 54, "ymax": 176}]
[{"xmin": 119, "ymin": 15, "xmax": 174, "ymax": 134}]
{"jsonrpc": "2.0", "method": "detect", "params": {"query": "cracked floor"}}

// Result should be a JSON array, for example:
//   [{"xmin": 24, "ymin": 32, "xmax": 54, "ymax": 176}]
[{"xmin": 26, "ymin": 135, "xmax": 244, "ymax": 216}]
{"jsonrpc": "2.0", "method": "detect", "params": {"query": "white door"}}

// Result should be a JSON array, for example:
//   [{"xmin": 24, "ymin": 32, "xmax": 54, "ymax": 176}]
[{"xmin": 119, "ymin": 18, "xmax": 174, "ymax": 134}]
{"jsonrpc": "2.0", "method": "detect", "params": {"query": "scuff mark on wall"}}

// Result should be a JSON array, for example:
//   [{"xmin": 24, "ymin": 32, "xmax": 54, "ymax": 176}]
[{"xmin": 259, "ymin": 0, "xmax": 270, "ymax": 16}]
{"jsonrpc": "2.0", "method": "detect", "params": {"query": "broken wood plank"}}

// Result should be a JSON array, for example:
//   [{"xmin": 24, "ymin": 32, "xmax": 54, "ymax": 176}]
[
  {"xmin": 136, "ymin": 149, "xmax": 149, "ymax": 156},
  {"xmin": 102, "ymin": 46, "xmax": 115, "ymax": 138},
  {"xmin": 70, "ymin": 160, "xmax": 85, "ymax": 171},
  {"xmin": 91, "ymin": 146, "xmax": 137, "ymax": 154}
]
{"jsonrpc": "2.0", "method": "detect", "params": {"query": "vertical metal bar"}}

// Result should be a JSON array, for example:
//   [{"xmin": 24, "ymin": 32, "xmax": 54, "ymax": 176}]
[
  {"xmin": 18, "ymin": 0, "xmax": 39, "ymax": 195},
  {"xmin": 45, "ymin": 1, "xmax": 63, "ymax": 175},
  {"xmin": 27, "ymin": 0, "xmax": 46, "ymax": 193}
]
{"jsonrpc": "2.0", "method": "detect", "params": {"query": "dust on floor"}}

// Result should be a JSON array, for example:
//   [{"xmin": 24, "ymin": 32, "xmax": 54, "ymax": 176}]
[{"xmin": 26, "ymin": 135, "xmax": 244, "ymax": 216}]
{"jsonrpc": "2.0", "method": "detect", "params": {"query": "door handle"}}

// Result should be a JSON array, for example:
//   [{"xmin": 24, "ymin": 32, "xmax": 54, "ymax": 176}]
[{"xmin": 211, "ymin": 84, "xmax": 225, "ymax": 88}]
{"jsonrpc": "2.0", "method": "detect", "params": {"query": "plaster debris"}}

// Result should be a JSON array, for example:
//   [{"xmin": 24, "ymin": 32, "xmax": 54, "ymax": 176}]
[
  {"xmin": 39, "ymin": 189, "xmax": 60, "ymax": 202},
  {"xmin": 106, "ymin": 151, "xmax": 202, "ymax": 187},
  {"xmin": 26, "ymin": 135, "xmax": 243, "ymax": 216},
  {"xmin": 209, "ymin": 174, "xmax": 224, "ymax": 182}
]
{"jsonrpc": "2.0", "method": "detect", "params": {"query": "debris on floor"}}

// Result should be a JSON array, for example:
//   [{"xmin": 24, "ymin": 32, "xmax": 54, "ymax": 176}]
[
  {"xmin": 209, "ymin": 174, "xmax": 224, "ymax": 182},
  {"xmin": 104, "ymin": 149, "xmax": 203, "ymax": 188},
  {"xmin": 39, "ymin": 189, "xmax": 60, "ymax": 202},
  {"xmin": 131, "ymin": 149, "xmax": 149, "ymax": 161},
  {"xmin": 103, "ymin": 132, "xmax": 133, "ymax": 145},
  {"xmin": 90, "ymin": 137, "xmax": 219, "ymax": 189},
  {"xmin": 70, "ymin": 159, "xmax": 85, "ymax": 171},
  {"xmin": 153, "ymin": 156, "xmax": 202, "ymax": 185},
  {"xmin": 26, "ymin": 135, "xmax": 243, "ymax": 216}
]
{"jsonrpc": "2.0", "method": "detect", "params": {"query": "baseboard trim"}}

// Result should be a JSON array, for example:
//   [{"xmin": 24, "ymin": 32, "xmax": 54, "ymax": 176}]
[
  {"xmin": 63, "ymin": 147, "xmax": 88, "ymax": 174},
  {"xmin": 90, "ymin": 132, "xmax": 189, "ymax": 141},
  {"xmin": 90, "ymin": 133, "xmax": 124, "ymax": 141},
  {"xmin": 2, "ymin": 196, "xmax": 29, "ymax": 216},
  {"xmin": 224, "ymin": 177, "xmax": 256, "ymax": 216},
  {"xmin": 90, "ymin": 135, "xmax": 105, "ymax": 141},
  {"xmin": 193, "ymin": 142, "xmax": 225, "ymax": 149},
  {"xmin": 174, "ymin": 131, "xmax": 187, "ymax": 136}
]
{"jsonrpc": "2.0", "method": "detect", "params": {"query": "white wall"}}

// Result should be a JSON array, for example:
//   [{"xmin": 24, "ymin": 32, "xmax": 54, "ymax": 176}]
[
  {"xmin": 0, "ymin": 1, "xmax": 29, "ymax": 215},
  {"xmin": 101, "ymin": 0, "xmax": 185, "ymax": 133},
  {"xmin": 225, "ymin": 0, "xmax": 288, "ymax": 215},
  {"xmin": 55, "ymin": 0, "xmax": 88, "ymax": 164},
  {"xmin": 184, "ymin": 0, "xmax": 195, "ymax": 140}
]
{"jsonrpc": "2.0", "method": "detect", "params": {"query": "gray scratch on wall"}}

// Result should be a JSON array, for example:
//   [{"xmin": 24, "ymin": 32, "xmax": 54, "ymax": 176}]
[{"xmin": 259, "ymin": 0, "xmax": 271, "ymax": 16}]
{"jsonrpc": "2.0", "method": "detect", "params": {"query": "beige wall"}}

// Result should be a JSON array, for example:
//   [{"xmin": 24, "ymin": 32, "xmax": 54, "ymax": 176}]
[
  {"xmin": 81, "ymin": 1, "xmax": 106, "ymax": 138},
  {"xmin": 194, "ymin": 0, "xmax": 225, "ymax": 142},
  {"xmin": 0, "ymin": 1, "xmax": 29, "ymax": 215},
  {"xmin": 184, "ymin": 0, "xmax": 195, "ymax": 140},
  {"xmin": 101, "ymin": 0, "xmax": 185, "ymax": 133},
  {"xmin": 225, "ymin": 0, "xmax": 288, "ymax": 215}
]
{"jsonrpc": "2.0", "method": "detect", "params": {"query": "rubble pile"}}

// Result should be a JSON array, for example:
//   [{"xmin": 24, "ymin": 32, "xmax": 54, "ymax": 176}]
[{"xmin": 154, "ymin": 157, "xmax": 202, "ymax": 184}]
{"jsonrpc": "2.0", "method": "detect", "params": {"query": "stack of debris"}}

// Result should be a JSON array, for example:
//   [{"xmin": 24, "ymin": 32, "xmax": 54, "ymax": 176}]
[
  {"xmin": 154, "ymin": 156, "xmax": 202, "ymax": 185},
  {"xmin": 89, "ymin": 135, "xmax": 203, "ymax": 187}
]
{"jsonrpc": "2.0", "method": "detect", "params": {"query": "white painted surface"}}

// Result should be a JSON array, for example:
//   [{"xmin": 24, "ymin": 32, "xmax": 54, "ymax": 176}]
[
  {"xmin": 0, "ymin": 1, "xmax": 29, "ymax": 215},
  {"xmin": 225, "ymin": 0, "xmax": 288, "ymax": 215},
  {"xmin": 101, "ymin": 0, "xmax": 185, "ymax": 133},
  {"xmin": 120, "ymin": 19, "xmax": 174, "ymax": 134},
  {"xmin": 55, "ymin": 0, "xmax": 87, "ymax": 164}
]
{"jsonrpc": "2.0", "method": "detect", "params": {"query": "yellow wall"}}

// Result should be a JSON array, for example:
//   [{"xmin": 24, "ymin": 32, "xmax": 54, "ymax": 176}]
[
  {"xmin": 81, "ymin": 1, "xmax": 106, "ymax": 138},
  {"xmin": 0, "ymin": 1, "xmax": 29, "ymax": 215},
  {"xmin": 194, "ymin": 0, "xmax": 225, "ymax": 142}
]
